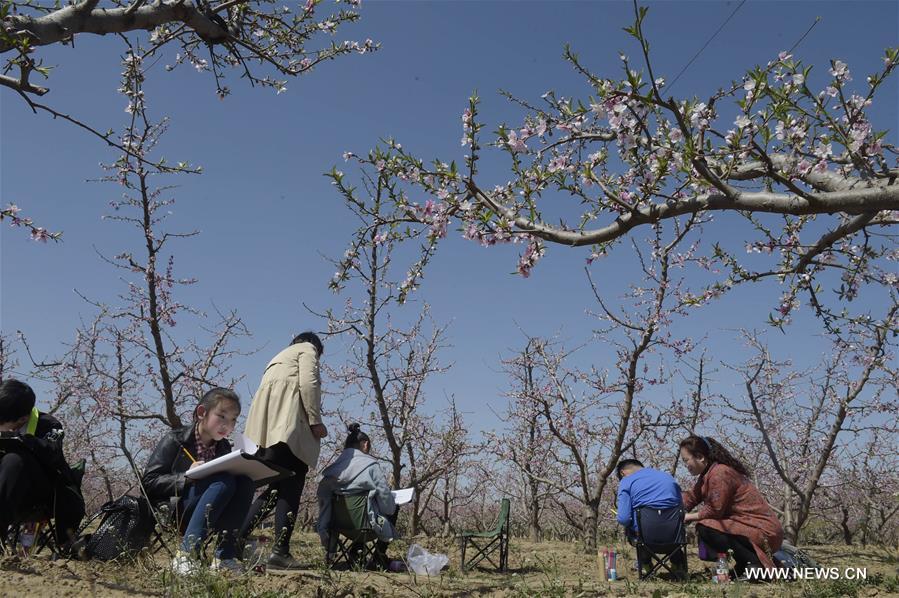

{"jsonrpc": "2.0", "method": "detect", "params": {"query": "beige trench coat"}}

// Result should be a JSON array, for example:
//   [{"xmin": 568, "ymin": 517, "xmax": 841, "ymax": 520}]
[{"xmin": 244, "ymin": 341, "xmax": 323, "ymax": 468}]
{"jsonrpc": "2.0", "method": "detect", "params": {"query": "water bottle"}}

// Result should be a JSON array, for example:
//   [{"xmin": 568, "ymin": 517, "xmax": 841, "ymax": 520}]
[
  {"xmin": 598, "ymin": 548, "xmax": 607, "ymax": 580},
  {"xmin": 608, "ymin": 549, "xmax": 617, "ymax": 581},
  {"xmin": 714, "ymin": 552, "xmax": 729, "ymax": 584}
]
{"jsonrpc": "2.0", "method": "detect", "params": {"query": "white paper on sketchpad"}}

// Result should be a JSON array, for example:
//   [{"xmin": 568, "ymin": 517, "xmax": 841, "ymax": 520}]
[
  {"xmin": 232, "ymin": 433, "xmax": 258, "ymax": 455},
  {"xmin": 184, "ymin": 449, "xmax": 279, "ymax": 482},
  {"xmin": 392, "ymin": 487, "xmax": 415, "ymax": 505}
]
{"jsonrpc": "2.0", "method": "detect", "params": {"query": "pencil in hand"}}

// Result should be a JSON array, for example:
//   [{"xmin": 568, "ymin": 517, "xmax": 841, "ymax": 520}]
[{"xmin": 182, "ymin": 446, "xmax": 196, "ymax": 463}]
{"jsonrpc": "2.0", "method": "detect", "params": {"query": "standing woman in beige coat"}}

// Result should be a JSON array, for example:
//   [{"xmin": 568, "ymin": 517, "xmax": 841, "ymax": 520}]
[{"xmin": 238, "ymin": 332, "xmax": 328, "ymax": 569}]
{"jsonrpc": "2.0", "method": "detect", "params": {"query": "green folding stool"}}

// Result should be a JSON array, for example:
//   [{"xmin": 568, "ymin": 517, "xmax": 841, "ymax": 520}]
[
  {"xmin": 326, "ymin": 493, "xmax": 380, "ymax": 569},
  {"xmin": 459, "ymin": 498, "xmax": 510, "ymax": 572}
]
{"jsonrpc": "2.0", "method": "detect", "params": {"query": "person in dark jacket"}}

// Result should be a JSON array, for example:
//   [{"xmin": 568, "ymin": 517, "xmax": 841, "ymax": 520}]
[
  {"xmin": 0, "ymin": 378, "xmax": 85, "ymax": 552},
  {"xmin": 142, "ymin": 388, "xmax": 253, "ymax": 574}
]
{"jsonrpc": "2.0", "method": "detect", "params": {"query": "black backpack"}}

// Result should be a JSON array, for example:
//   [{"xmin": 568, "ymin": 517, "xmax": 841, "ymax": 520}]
[
  {"xmin": 772, "ymin": 542, "xmax": 819, "ymax": 580},
  {"xmin": 83, "ymin": 495, "xmax": 156, "ymax": 560}
]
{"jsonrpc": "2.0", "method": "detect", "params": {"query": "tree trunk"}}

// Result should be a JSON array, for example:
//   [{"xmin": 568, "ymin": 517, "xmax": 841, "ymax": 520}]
[
  {"xmin": 528, "ymin": 507, "xmax": 540, "ymax": 543},
  {"xmin": 410, "ymin": 494, "xmax": 421, "ymax": 535},
  {"xmin": 782, "ymin": 482, "xmax": 793, "ymax": 539},
  {"xmin": 582, "ymin": 503, "xmax": 599, "ymax": 553},
  {"xmin": 840, "ymin": 506, "xmax": 854, "ymax": 545},
  {"xmin": 527, "ymin": 476, "xmax": 541, "ymax": 542},
  {"xmin": 860, "ymin": 502, "xmax": 871, "ymax": 547}
]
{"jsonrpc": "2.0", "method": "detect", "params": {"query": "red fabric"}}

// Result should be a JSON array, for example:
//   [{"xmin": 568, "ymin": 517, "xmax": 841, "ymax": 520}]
[{"xmin": 683, "ymin": 463, "xmax": 783, "ymax": 569}]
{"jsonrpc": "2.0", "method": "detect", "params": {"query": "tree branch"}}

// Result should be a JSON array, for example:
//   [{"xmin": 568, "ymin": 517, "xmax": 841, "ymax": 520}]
[
  {"xmin": 2, "ymin": 1, "xmax": 229, "ymax": 58},
  {"xmin": 469, "ymin": 183, "xmax": 899, "ymax": 247}
]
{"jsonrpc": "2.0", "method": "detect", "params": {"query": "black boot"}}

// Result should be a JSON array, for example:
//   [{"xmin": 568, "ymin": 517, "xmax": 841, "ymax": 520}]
[{"xmin": 267, "ymin": 550, "xmax": 303, "ymax": 570}]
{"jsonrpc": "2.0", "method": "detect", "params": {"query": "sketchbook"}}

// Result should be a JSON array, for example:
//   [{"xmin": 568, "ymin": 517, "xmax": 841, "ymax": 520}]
[
  {"xmin": 392, "ymin": 487, "xmax": 415, "ymax": 505},
  {"xmin": 184, "ymin": 434, "xmax": 292, "ymax": 486}
]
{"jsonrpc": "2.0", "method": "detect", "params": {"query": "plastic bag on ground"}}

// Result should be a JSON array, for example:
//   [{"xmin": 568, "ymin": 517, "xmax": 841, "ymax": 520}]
[{"xmin": 406, "ymin": 543, "xmax": 449, "ymax": 576}]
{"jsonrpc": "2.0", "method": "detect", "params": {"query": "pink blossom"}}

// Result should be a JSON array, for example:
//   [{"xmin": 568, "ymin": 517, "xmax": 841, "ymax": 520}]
[
  {"xmin": 797, "ymin": 159, "xmax": 813, "ymax": 175},
  {"xmin": 618, "ymin": 133, "xmax": 636, "ymax": 150},
  {"xmin": 813, "ymin": 143, "xmax": 833, "ymax": 159},
  {"xmin": 506, "ymin": 129, "xmax": 527, "ymax": 152},
  {"xmin": 30, "ymin": 227, "xmax": 50, "ymax": 242},
  {"xmin": 546, "ymin": 155, "xmax": 569, "ymax": 173},
  {"xmin": 848, "ymin": 121, "xmax": 872, "ymax": 152},
  {"xmin": 689, "ymin": 102, "xmax": 709, "ymax": 128},
  {"xmin": 724, "ymin": 129, "xmax": 738, "ymax": 145},
  {"xmin": 517, "ymin": 238, "xmax": 545, "ymax": 277},
  {"xmin": 775, "ymin": 121, "xmax": 786, "ymax": 140},
  {"xmin": 830, "ymin": 60, "xmax": 851, "ymax": 82}
]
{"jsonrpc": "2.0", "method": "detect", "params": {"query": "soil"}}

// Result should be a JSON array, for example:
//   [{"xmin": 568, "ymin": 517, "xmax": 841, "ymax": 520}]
[{"xmin": 1, "ymin": 534, "xmax": 897, "ymax": 597}]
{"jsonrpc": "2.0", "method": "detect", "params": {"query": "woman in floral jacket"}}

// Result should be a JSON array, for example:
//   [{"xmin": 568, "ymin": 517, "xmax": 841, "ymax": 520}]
[{"xmin": 679, "ymin": 435, "xmax": 783, "ymax": 576}]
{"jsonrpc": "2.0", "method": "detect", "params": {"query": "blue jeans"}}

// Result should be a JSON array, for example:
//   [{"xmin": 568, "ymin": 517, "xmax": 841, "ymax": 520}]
[{"xmin": 179, "ymin": 472, "xmax": 254, "ymax": 558}]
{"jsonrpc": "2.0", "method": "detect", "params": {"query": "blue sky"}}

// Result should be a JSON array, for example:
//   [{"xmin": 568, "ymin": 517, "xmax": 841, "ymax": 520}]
[{"xmin": 1, "ymin": 1, "xmax": 897, "ymax": 433}]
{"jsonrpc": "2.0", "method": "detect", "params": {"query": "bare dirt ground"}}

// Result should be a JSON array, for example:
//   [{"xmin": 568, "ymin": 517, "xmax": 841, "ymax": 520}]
[{"xmin": 1, "ymin": 533, "xmax": 897, "ymax": 597}]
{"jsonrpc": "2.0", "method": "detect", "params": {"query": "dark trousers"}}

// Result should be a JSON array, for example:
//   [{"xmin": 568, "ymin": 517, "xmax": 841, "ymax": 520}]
[
  {"xmin": 239, "ymin": 442, "xmax": 308, "ymax": 554},
  {"xmin": 626, "ymin": 506, "xmax": 687, "ymax": 576},
  {"xmin": 0, "ymin": 451, "xmax": 53, "ymax": 541},
  {"xmin": 625, "ymin": 527, "xmax": 687, "ymax": 573},
  {"xmin": 696, "ymin": 524, "xmax": 761, "ymax": 575}
]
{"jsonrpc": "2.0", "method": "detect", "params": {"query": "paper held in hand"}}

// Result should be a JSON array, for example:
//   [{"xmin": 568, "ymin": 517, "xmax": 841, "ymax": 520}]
[
  {"xmin": 392, "ymin": 487, "xmax": 415, "ymax": 505},
  {"xmin": 184, "ymin": 434, "xmax": 289, "ymax": 484}
]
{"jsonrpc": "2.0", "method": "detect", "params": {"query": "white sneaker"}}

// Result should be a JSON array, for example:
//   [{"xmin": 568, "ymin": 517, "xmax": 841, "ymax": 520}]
[
  {"xmin": 171, "ymin": 551, "xmax": 200, "ymax": 575},
  {"xmin": 211, "ymin": 557, "xmax": 243, "ymax": 573}
]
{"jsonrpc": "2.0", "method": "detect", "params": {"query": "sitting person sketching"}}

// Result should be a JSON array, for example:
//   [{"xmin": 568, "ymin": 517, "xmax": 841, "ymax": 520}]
[
  {"xmin": 616, "ymin": 459, "xmax": 686, "ymax": 576},
  {"xmin": 142, "ymin": 388, "xmax": 254, "ymax": 574},
  {"xmin": 316, "ymin": 424, "xmax": 397, "ymax": 569},
  {"xmin": 679, "ymin": 435, "xmax": 784, "ymax": 577},
  {"xmin": 0, "ymin": 379, "xmax": 85, "ymax": 553}
]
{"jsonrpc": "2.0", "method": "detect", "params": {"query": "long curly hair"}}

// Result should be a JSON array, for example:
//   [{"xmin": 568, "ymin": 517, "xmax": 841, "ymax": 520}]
[{"xmin": 679, "ymin": 435, "xmax": 750, "ymax": 477}]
